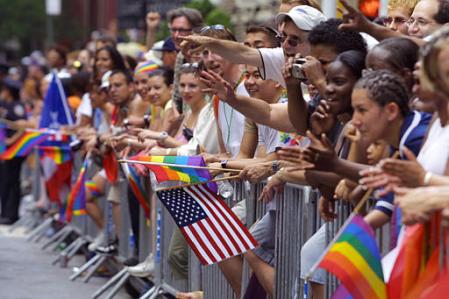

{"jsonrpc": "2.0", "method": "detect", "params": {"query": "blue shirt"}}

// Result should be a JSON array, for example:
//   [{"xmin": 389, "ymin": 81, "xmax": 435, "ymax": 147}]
[{"xmin": 374, "ymin": 111, "xmax": 432, "ymax": 216}]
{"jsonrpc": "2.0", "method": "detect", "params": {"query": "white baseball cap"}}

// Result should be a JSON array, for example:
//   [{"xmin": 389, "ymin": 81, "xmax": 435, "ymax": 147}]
[{"xmin": 276, "ymin": 5, "xmax": 326, "ymax": 31}]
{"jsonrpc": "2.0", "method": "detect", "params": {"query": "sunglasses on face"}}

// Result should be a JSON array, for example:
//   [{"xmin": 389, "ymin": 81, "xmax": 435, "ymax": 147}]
[
  {"xmin": 276, "ymin": 33, "xmax": 303, "ymax": 47},
  {"xmin": 383, "ymin": 17, "xmax": 407, "ymax": 26}
]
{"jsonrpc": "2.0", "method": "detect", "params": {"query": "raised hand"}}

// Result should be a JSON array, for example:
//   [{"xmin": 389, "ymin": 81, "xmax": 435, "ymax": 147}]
[
  {"xmin": 277, "ymin": 146, "xmax": 314, "ymax": 170},
  {"xmin": 310, "ymin": 100, "xmax": 337, "ymax": 135},
  {"xmin": 338, "ymin": 0, "xmax": 372, "ymax": 32},
  {"xmin": 146, "ymin": 12, "xmax": 161, "ymax": 30},
  {"xmin": 200, "ymin": 70, "xmax": 236, "ymax": 102},
  {"xmin": 179, "ymin": 35, "xmax": 215, "ymax": 57},
  {"xmin": 300, "ymin": 131, "xmax": 337, "ymax": 171},
  {"xmin": 380, "ymin": 147, "xmax": 426, "ymax": 187}
]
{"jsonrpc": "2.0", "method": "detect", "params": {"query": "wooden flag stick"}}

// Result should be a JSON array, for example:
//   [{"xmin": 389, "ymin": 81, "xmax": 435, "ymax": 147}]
[
  {"xmin": 155, "ymin": 174, "xmax": 241, "ymax": 192},
  {"xmin": 118, "ymin": 159, "xmax": 242, "ymax": 173}
]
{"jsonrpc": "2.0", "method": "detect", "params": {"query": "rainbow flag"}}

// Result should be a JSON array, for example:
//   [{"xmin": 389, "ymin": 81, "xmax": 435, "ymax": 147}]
[
  {"xmin": 85, "ymin": 180, "xmax": 102, "ymax": 198},
  {"xmin": 0, "ymin": 123, "xmax": 6, "ymax": 154},
  {"xmin": 122, "ymin": 163, "xmax": 150, "ymax": 219},
  {"xmin": 129, "ymin": 155, "xmax": 217, "ymax": 191},
  {"xmin": 0, "ymin": 131, "xmax": 50, "ymax": 160},
  {"xmin": 38, "ymin": 145, "xmax": 72, "ymax": 164},
  {"xmin": 319, "ymin": 215, "xmax": 387, "ymax": 299},
  {"xmin": 65, "ymin": 157, "xmax": 89, "ymax": 222}
]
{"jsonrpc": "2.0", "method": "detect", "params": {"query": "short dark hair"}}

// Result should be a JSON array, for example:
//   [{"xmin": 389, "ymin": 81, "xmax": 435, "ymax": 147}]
[
  {"xmin": 308, "ymin": 18, "xmax": 367, "ymax": 54},
  {"xmin": 434, "ymin": 0, "xmax": 449, "ymax": 24},
  {"xmin": 355, "ymin": 70, "xmax": 410, "ymax": 116},
  {"xmin": 48, "ymin": 45, "xmax": 68, "ymax": 65},
  {"xmin": 96, "ymin": 35, "xmax": 117, "ymax": 48},
  {"xmin": 245, "ymin": 25, "xmax": 281, "ymax": 48},
  {"xmin": 148, "ymin": 67, "xmax": 174, "ymax": 86},
  {"xmin": 110, "ymin": 69, "xmax": 134, "ymax": 84},
  {"xmin": 334, "ymin": 50, "xmax": 366, "ymax": 80},
  {"xmin": 167, "ymin": 7, "xmax": 204, "ymax": 31},
  {"xmin": 372, "ymin": 37, "xmax": 419, "ymax": 71}
]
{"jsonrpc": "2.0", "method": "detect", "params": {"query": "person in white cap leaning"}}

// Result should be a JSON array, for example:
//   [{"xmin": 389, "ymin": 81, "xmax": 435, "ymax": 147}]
[{"xmin": 180, "ymin": 5, "xmax": 326, "ymax": 88}]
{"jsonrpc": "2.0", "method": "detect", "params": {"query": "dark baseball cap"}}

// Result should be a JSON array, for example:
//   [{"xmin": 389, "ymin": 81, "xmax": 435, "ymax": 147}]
[{"xmin": 157, "ymin": 38, "xmax": 176, "ymax": 52}]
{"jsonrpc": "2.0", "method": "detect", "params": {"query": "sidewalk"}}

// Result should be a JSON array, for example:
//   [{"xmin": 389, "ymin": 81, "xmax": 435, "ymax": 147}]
[{"xmin": 0, "ymin": 225, "xmax": 131, "ymax": 299}]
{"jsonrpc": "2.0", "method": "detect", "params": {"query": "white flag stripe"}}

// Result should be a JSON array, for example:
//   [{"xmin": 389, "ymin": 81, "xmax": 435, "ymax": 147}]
[
  {"xmin": 186, "ymin": 187, "xmax": 247, "ymax": 253},
  {"xmin": 201, "ymin": 219, "xmax": 233, "ymax": 258},
  {"xmin": 183, "ymin": 226, "xmax": 214, "ymax": 265},
  {"xmin": 191, "ymin": 222, "xmax": 223, "ymax": 262},
  {"xmin": 184, "ymin": 187, "xmax": 241, "ymax": 255},
  {"xmin": 194, "ymin": 185, "xmax": 256, "ymax": 250}
]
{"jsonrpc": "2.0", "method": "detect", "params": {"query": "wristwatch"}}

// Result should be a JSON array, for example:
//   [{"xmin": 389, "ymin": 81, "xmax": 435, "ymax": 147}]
[
  {"xmin": 123, "ymin": 118, "xmax": 129, "ymax": 128},
  {"xmin": 159, "ymin": 131, "xmax": 168, "ymax": 140},
  {"xmin": 220, "ymin": 160, "xmax": 228, "ymax": 169},
  {"xmin": 271, "ymin": 160, "xmax": 281, "ymax": 174}
]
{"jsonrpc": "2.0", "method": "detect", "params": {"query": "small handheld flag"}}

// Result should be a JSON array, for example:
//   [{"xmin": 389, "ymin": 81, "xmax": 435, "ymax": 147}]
[
  {"xmin": 156, "ymin": 184, "xmax": 258, "ymax": 265},
  {"xmin": 318, "ymin": 215, "xmax": 387, "ymax": 299},
  {"xmin": 65, "ymin": 157, "xmax": 89, "ymax": 222},
  {"xmin": 0, "ymin": 131, "xmax": 50, "ymax": 160},
  {"xmin": 127, "ymin": 155, "xmax": 218, "ymax": 192}
]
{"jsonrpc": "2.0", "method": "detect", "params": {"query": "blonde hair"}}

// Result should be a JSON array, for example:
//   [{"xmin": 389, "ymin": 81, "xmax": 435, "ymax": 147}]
[
  {"xmin": 387, "ymin": 0, "xmax": 418, "ymax": 15},
  {"xmin": 420, "ymin": 26, "xmax": 449, "ymax": 94},
  {"xmin": 280, "ymin": 0, "xmax": 322, "ymax": 12}
]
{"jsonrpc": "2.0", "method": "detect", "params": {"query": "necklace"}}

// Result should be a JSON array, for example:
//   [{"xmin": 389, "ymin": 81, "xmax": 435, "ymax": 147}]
[{"xmin": 222, "ymin": 72, "xmax": 245, "ymax": 150}]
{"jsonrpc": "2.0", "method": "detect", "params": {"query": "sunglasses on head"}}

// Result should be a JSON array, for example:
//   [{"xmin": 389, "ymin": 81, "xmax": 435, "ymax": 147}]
[{"xmin": 199, "ymin": 24, "xmax": 226, "ymax": 34}]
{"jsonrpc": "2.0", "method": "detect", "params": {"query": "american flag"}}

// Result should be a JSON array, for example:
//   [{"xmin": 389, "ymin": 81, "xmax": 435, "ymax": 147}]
[{"xmin": 157, "ymin": 185, "xmax": 259, "ymax": 265}]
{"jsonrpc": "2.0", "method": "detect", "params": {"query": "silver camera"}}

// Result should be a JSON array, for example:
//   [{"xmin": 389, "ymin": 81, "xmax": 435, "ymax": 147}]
[{"xmin": 291, "ymin": 58, "xmax": 307, "ymax": 81}]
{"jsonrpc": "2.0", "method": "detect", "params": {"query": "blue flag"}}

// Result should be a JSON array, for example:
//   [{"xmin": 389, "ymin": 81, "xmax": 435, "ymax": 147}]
[
  {"xmin": 0, "ymin": 123, "xmax": 6, "ymax": 154},
  {"xmin": 39, "ymin": 73, "xmax": 74, "ymax": 129}
]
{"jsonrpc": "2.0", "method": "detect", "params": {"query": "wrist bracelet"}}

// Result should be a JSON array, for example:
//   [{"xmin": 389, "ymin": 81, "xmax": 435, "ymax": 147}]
[{"xmin": 424, "ymin": 172, "xmax": 433, "ymax": 186}]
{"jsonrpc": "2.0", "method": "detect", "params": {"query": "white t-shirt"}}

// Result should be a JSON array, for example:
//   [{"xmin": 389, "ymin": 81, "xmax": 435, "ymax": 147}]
[
  {"xmin": 76, "ymin": 93, "xmax": 93, "ymax": 124},
  {"xmin": 417, "ymin": 117, "xmax": 449, "ymax": 175},
  {"xmin": 258, "ymin": 47, "xmax": 286, "ymax": 87},
  {"xmin": 217, "ymin": 82, "xmax": 247, "ymax": 158},
  {"xmin": 177, "ymin": 103, "xmax": 219, "ymax": 156}
]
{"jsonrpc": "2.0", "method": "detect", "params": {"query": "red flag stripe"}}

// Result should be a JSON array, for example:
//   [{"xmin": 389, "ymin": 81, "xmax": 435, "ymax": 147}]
[
  {"xmin": 204, "ymin": 217, "xmax": 234, "ymax": 257},
  {"xmin": 180, "ymin": 227, "xmax": 209, "ymax": 265},
  {"xmin": 193, "ymin": 185, "xmax": 258, "ymax": 250},
  {"xmin": 195, "ymin": 221, "xmax": 226, "ymax": 261},
  {"xmin": 186, "ymin": 187, "xmax": 242, "ymax": 255},
  {"xmin": 184, "ymin": 224, "xmax": 216, "ymax": 264}
]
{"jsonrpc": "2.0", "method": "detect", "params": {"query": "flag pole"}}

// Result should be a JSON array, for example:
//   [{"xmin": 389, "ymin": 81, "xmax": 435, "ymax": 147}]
[
  {"xmin": 118, "ymin": 159, "xmax": 242, "ymax": 173},
  {"xmin": 155, "ymin": 174, "xmax": 241, "ymax": 192},
  {"xmin": 305, "ymin": 151, "xmax": 400, "ymax": 280}
]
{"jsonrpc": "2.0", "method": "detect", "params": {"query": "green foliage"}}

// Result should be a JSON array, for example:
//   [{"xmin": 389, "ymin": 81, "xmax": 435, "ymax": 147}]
[
  {"xmin": 185, "ymin": 0, "xmax": 215, "ymax": 18},
  {"xmin": 205, "ymin": 8, "xmax": 232, "ymax": 28},
  {"xmin": 186, "ymin": 0, "xmax": 232, "ymax": 27},
  {"xmin": 0, "ymin": 0, "xmax": 46, "ymax": 51}
]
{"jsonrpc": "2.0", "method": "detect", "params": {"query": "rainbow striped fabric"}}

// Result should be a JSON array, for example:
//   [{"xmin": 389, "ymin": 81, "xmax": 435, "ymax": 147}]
[
  {"xmin": 0, "ymin": 131, "xmax": 50, "ymax": 160},
  {"xmin": 123, "ymin": 163, "xmax": 150, "ymax": 219},
  {"xmin": 130, "ymin": 155, "xmax": 214, "ymax": 184},
  {"xmin": 319, "ymin": 215, "xmax": 387, "ymax": 299},
  {"xmin": 134, "ymin": 60, "xmax": 159, "ymax": 76},
  {"xmin": 85, "ymin": 181, "xmax": 102, "ymax": 198},
  {"xmin": 65, "ymin": 157, "xmax": 89, "ymax": 222},
  {"xmin": 38, "ymin": 145, "xmax": 72, "ymax": 164},
  {"xmin": 0, "ymin": 123, "xmax": 6, "ymax": 154}
]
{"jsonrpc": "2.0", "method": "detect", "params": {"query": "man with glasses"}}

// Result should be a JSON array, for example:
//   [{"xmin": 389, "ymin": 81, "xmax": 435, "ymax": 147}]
[
  {"xmin": 407, "ymin": 0, "xmax": 449, "ymax": 39},
  {"xmin": 166, "ymin": 7, "xmax": 203, "ymax": 114},
  {"xmin": 180, "ymin": 5, "xmax": 325, "ymax": 88}
]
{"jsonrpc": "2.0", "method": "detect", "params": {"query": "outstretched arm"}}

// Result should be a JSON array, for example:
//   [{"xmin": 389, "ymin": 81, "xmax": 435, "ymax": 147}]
[
  {"xmin": 180, "ymin": 35, "xmax": 263, "ymax": 67},
  {"xmin": 201, "ymin": 70, "xmax": 296, "ymax": 133},
  {"xmin": 339, "ymin": 0, "xmax": 425, "ymax": 45}
]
